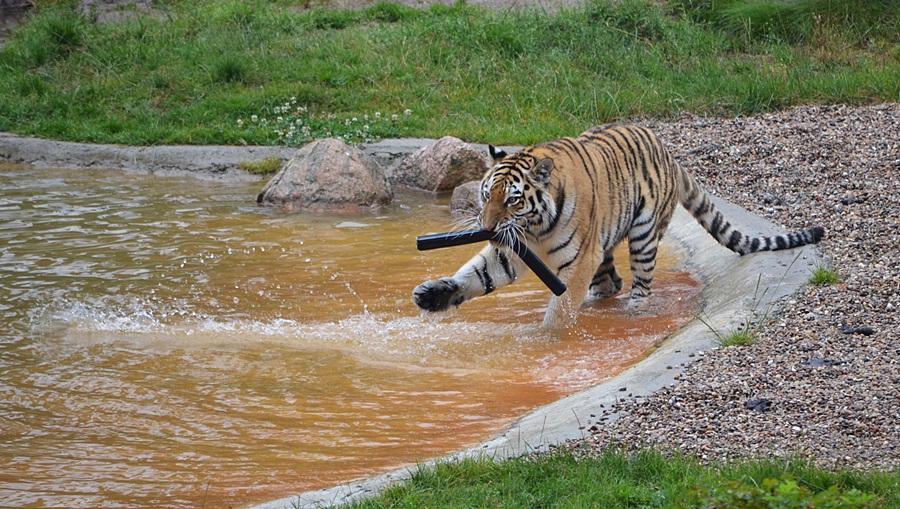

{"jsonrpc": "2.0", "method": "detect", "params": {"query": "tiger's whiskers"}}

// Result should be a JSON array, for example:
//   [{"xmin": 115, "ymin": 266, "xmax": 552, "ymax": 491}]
[{"xmin": 451, "ymin": 213, "xmax": 480, "ymax": 232}]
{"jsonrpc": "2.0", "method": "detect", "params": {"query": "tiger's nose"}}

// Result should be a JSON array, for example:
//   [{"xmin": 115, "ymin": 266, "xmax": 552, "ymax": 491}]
[{"xmin": 479, "ymin": 215, "xmax": 497, "ymax": 231}]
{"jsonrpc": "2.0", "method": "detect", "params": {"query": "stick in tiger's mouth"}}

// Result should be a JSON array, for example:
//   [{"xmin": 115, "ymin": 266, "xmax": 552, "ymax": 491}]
[{"xmin": 416, "ymin": 229, "xmax": 567, "ymax": 296}]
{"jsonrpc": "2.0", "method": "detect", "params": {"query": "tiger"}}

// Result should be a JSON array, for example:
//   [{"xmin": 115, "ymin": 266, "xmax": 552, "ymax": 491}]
[{"xmin": 413, "ymin": 124, "xmax": 825, "ymax": 329}]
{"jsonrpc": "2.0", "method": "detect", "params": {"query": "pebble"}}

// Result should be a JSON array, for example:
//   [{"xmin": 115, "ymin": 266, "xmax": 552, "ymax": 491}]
[{"xmin": 566, "ymin": 104, "xmax": 900, "ymax": 472}]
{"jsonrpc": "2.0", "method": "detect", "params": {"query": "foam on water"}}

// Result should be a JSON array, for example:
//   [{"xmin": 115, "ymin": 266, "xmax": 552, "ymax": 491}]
[{"xmin": 27, "ymin": 293, "xmax": 540, "ymax": 376}]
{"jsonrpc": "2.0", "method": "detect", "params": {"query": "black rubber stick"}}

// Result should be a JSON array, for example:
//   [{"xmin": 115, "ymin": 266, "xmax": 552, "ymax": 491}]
[
  {"xmin": 416, "ymin": 229, "xmax": 495, "ymax": 251},
  {"xmin": 416, "ymin": 229, "xmax": 567, "ymax": 296}
]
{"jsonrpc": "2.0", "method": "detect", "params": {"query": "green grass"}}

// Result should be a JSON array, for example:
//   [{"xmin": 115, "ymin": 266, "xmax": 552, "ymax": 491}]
[
  {"xmin": 699, "ymin": 312, "xmax": 761, "ymax": 347},
  {"xmin": 239, "ymin": 156, "xmax": 283, "ymax": 175},
  {"xmin": 340, "ymin": 449, "xmax": 898, "ymax": 508},
  {"xmin": 809, "ymin": 264, "xmax": 840, "ymax": 286},
  {"xmin": 0, "ymin": 0, "xmax": 897, "ymax": 146},
  {"xmin": 716, "ymin": 327, "xmax": 759, "ymax": 347}
]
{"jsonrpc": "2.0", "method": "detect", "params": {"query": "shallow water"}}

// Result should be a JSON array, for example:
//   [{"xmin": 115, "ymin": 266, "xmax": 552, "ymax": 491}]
[{"xmin": 0, "ymin": 163, "xmax": 699, "ymax": 508}]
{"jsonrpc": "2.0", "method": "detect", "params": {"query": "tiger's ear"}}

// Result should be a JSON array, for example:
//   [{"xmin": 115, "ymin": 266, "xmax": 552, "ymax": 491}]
[
  {"xmin": 533, "ymin": 158, "xmax": 554, "ymax": 185},
  {"xmin": 488, "ymin": 145, "xmax": 507, "ymax": 165}
]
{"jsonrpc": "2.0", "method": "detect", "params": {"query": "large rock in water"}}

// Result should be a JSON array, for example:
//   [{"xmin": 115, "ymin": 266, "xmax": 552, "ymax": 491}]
[
  {"xmin": 256, "ymin": 138, "xmax": 392, "ymax": 213},
  {"xmin": 390, "ymin": 136, "xmax": 488, "ymax": 193}
]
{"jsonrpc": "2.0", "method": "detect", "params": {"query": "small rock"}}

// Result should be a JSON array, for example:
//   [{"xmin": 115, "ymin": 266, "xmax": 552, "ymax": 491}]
[
  {"xmin": 745, "ymin": 398, "xmax": 773, "ymax": 413},
  {"xmin": 762, "ymin": 193, "xmax": 782, "ymax": 205},
  {"xmin": 801, "ymin": 358, "xmax": 843, "ymax": 368},
  {"xmin": 840, "ymin": 196, "xmax": 868, "ymax": 205},
  {"xmin": 841, "ymin": 324, "xmax": 876, "ymax": 336}
]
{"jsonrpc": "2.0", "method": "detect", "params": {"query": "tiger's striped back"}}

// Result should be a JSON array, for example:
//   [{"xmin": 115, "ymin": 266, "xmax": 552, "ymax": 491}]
[{"xmin": 569, "ymin": 124, "xmax": 824, "ymax": 256}]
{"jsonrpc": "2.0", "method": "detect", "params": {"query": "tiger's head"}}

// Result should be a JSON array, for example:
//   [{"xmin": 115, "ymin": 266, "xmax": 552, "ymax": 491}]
[{"xmin": 478, "ymin": 145, "xmax": 556, "ymax": 238}]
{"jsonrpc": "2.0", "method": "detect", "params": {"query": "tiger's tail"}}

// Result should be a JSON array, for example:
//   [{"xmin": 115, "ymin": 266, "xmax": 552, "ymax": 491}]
[{"xmin": 676, "ymin": 165, "xmax": 824, "ymax": 255}]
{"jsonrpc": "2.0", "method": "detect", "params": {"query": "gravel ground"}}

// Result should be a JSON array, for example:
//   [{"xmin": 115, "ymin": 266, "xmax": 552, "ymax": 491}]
[{"xmin": 567, "ymin": 103, "xmax": 899, "ymax": 472}]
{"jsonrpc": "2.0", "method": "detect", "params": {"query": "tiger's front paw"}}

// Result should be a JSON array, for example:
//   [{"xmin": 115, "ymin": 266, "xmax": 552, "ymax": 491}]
[{"xmin": 413, "ymin": 277, "xmax": 463, "ymax": 312}]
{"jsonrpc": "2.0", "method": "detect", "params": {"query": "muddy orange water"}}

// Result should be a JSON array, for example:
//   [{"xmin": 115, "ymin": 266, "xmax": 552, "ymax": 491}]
[{"xmin": 0, "ymin": 164, "xmax": 699, "ymax": 508}]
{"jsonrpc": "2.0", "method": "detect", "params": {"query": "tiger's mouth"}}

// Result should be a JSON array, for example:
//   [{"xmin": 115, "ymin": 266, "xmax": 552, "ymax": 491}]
[{"xmin": 484, "ymin": 219, "xmax": 524, "ymax": 249}]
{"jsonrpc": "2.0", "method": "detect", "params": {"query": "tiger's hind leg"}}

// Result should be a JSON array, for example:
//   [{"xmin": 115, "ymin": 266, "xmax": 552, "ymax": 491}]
[
  {"xmin": 588, "ymin": 250, "xmax": 623, "ymax": 299},
  {"xmin": 626, "ymin": 230, "xmax": 661, "ymax": 309}
]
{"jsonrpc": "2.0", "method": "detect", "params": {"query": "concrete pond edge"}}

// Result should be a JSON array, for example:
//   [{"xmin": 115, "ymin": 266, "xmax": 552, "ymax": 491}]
[{"xmin": 0, "ymin": 133, "xmax": 824, "ymax": 509}]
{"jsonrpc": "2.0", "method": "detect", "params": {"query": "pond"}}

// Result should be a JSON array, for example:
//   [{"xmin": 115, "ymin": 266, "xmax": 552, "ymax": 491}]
[{"xmin": 0, "ymin": 163, "xmax": 699, "ymax": 508}]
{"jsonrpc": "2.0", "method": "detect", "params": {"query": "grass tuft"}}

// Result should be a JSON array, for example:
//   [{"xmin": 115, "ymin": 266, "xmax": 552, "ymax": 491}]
[
  {"xmin": 364, "ymin": 1, "xmax": 420, "ymax": 23},
  {"xmin": 7, "ymin": 4, "xmax": 90, "ymax": 66},
  {"xmin": 239, "ymin": 157, "xmax": 283, "ymax": 175},
  {"xmin": 716, "ymin": 328, "xmax": 758, "ymax": 347},
  {"xmin": 809, "ymin": 264, "xmax": 840, "ymax": 286},
  {"xmin": 211, "ymin": 55, "xmax": 251, "ymax": 84}
]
